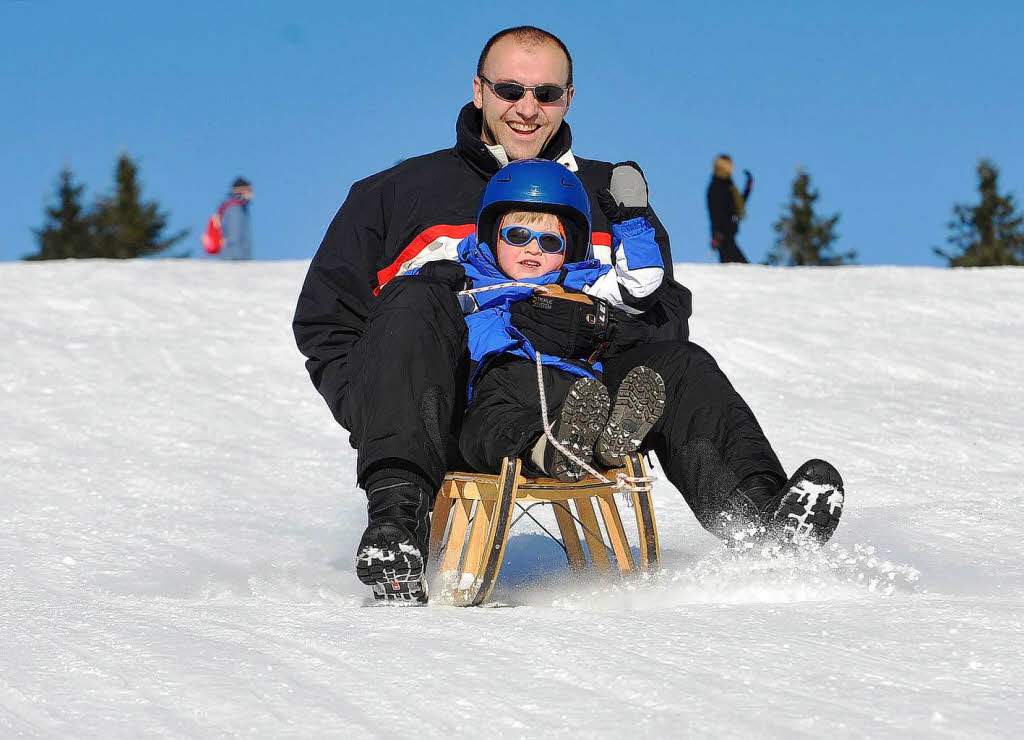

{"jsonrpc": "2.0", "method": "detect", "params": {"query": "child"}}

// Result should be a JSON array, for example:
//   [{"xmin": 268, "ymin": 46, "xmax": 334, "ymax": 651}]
[{"xmin": 424, "ymin": 159, "xmax": 668, "ymax": 482}]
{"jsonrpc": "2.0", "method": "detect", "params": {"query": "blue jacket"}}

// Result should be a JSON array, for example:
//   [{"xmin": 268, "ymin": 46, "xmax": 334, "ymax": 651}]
[
  {"xmin": 454, "ymin": 232, "xmax": 612, "ymax": 399},
  {"xmin": 219, "ymin": 198, "xmax": 253, "ymax": 260},
  {"xmin": 412, "ymin": 215, "xmax": 664, "ymax": 402}
]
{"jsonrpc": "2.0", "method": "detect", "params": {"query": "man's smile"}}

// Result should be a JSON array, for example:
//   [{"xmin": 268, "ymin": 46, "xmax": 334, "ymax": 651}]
[{"xmin": 507, "ymin": 121, "xmax": 540, "ymax": 135}]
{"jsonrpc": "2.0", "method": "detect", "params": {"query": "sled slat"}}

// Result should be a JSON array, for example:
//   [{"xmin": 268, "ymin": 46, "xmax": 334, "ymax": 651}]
[
  {"xmin": 553, "ymin": 501, "xmax": 587, "ymax": 572},
  {"xmin": 439, "ymin": 496, "xmax": 472, "ymax": 578},
  {"xmin": 626, "ymin": 454, "xmax": 660, "ymax": 569},
  {"xmin": 598, "ymin": 494, "xmax": 635, "ymax": 573},
  {"xmin": 468, "ymin": 457, "xmax": 520, "ymax": 605},
  {"xmin": 428, "ymin": 483, "xmax": 455, "ymax": 563},
  {"xmin": 575, "ymin": 497, "xmax": 611, "ymax": 574},
  {"xmin": 459, "ymin": 498, "xmax": 494, "ymax": 586}
]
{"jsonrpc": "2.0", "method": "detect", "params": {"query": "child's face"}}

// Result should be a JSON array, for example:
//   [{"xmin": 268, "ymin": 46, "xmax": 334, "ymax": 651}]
[{"xmin": 496, "ymin": 212, "xmax": 566, "ymax": 280}]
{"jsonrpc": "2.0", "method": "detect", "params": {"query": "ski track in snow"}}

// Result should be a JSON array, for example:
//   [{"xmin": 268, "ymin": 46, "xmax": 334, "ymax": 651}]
[{"xmin": 2, "ymin": 260, "xmax": 1022, "ymax": 738}]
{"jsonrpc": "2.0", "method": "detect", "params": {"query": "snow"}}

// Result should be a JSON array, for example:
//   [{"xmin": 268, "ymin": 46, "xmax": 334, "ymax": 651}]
[{"xmin": 2, "ymin": 260, "xmax": 1022, "ymax": 738}]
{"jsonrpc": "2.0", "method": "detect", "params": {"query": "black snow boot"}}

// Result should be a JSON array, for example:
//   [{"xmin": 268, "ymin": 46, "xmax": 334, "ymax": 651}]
[
  {"xmin": 710, "ymin": 471, "xmax": 785, "ymax": 543},
  {"xmin": 355, "ymin": 479, "xmax": 432, "ymax": 604},
  {"xmin": 594, "ymin": 365, "xmax": 666, "ymax": 468},
  {"xmin": 768, "ymin": 459, "xmax": 845, "ymax": 544},
  {"xmin": 541, "ymin": 377, "xmax": 610, "ymax": 482}
]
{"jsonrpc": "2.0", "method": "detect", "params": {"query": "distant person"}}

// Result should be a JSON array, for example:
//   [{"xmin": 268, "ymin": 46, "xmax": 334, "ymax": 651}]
[
  {"xmin": 706, "ymin": 155, "xmax": 752, "ymax": 263},
  {"xmin": 202, "ymin": 177, "xmax": 253, "ymax": 260}
]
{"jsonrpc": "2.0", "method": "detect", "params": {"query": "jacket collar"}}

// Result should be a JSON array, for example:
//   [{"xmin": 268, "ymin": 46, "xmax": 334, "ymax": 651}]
[{"xmin": 454, "ymin": 102, "xmax": 577, "ymax": 178}]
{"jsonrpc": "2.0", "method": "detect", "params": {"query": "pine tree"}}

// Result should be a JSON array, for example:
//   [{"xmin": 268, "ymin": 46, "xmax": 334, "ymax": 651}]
[
  {"xmin": 766, "ymin": 168, "xmax": 857, "ymax": 266},
  {"xmin": 935, "ymin": 159, "xmax": 1024, "ymax": 267},
  {"xmin": 25, "ymin": 167, "xmax": 94, "ymax": 260},
  {"xmin": 91, "ymin": 153, "xmax": 189, "ymax": 258}
]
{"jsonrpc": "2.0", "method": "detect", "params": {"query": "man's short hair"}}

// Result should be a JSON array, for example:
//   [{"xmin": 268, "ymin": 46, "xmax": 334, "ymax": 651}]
[{"xmin": 477, "ymin": 26, "xmax": 574, "ymax": 86}]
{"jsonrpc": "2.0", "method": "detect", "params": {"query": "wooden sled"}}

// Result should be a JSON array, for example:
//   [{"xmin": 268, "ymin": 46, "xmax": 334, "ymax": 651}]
[{"xmin": 428, "ymin": 452, "xmax": 659, "ymax": 606}]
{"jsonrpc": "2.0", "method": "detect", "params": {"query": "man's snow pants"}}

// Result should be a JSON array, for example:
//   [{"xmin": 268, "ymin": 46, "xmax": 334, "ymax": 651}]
[{"xmin": 343, "ymin": 277, "xmax": 785, "ymax": 534}]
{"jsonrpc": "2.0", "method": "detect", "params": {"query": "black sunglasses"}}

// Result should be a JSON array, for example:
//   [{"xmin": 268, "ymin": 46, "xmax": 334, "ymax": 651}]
[{"xmin": 479, "ymin": 75, "xmax": 569, "ymax": 105}]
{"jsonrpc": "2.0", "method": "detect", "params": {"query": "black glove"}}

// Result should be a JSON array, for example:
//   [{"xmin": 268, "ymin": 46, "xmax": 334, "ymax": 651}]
[
  {"xmin": 596, "ymin": 161, "xmax": 650, "ymax": 224},
  {"xmin": 605, "ymin": 306, "xmax": 656, "ymax": 355},
  {"xmin": 417, "ymin": 260, "xmax": 468, "ymax": 291},
  {"xmin": 510, "ymin": 292, "xmax": 614, "ymax": 360}
]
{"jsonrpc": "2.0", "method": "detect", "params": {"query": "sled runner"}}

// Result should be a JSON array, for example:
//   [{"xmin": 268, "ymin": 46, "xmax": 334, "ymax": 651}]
[{"xmin": 429, "ymin": 452, "xmax": 659, "ymax": 606}]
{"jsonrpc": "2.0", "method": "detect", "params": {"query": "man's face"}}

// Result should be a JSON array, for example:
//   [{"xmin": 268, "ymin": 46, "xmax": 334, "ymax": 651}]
[
  {"xmin": 473, "ymin": 37, "xmax": 574, "ymax": 161},
  {"xmin": 496, "ymin": 212, "xmax": 566, "ymax": 279}
]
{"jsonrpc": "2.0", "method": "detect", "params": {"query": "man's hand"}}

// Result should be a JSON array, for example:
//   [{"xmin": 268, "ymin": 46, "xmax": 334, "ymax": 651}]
[
  {"xmin": 605, "ymin": 307, "xmax": 656, "ymax": 355},
  {"xmin": 417, "ymin": 260, "xmax": 467, "ymax": 291},
  {"xmin": 510, "ymin": 292, "xmax": 613, "ymax": 359},
  {"xmin": 596, "ymin": 161, "xmax": 650, "ymax": 224}
]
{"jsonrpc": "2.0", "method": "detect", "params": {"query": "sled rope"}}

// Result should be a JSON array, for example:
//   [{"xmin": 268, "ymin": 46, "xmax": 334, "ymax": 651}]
[
  {"xmin": 534, "ymin": 351, "xmax": 653, "ymax": 498},
  {"xmin": 457, "ymin": 281, "xmax": 553, "ymax": 296}
]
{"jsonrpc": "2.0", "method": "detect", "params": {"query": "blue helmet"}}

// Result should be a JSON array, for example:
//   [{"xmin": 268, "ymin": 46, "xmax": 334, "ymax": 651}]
[{"xmin": 476, "ymin": 159, "xmax": 592, "ymax": 263}]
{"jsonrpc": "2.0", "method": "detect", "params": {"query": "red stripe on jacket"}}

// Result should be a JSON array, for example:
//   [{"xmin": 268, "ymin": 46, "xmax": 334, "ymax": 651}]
[
  {"xmin": 375, "ymin": 223, "xmax": 476, "ymax": 293},
  {"xmin": 375, "ymin": 226, "xmax": 615, "ymax": 294}
]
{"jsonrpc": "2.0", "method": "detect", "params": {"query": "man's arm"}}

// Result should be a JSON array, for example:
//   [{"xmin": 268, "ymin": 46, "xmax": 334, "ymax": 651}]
[{"xmin": 292, "ymin": 180, "xmax": 386, "ymax": 427}]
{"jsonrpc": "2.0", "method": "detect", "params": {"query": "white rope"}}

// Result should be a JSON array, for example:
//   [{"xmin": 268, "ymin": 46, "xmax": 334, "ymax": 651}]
[
  {"xmin": 533, "ymin": 351, "xmax": 653, "ymax": 498},
  {"xmin": 457, "ymin": 281, "xmax": 552, "ymax": 297}
]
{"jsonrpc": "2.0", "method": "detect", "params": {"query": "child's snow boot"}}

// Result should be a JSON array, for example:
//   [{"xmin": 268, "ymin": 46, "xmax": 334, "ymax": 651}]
[
  {"xmin": 355, "ymin": 479, "xmax": 431, "ymax": 604},
  {"xmin": 594, "ymin": 366, "xmax": 666, "ymax": 467},
  {"xmin": 537, "ymin": 377, "xmax": 610, "ymax": 482}
]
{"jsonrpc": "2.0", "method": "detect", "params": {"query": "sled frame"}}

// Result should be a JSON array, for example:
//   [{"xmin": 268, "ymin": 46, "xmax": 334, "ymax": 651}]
[{"xmin": 428, "ymin": 453, "xmax": 659, "ymax": 606}]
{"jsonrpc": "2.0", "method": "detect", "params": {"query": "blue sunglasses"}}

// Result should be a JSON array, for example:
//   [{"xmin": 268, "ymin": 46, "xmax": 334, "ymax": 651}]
[{"xmin": 499, "ymin": 225, "xmax": 566, "ymax": 254}]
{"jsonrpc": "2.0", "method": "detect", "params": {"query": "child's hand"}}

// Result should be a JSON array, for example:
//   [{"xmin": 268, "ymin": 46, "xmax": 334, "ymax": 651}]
[
  {"xmin": 597, "ymin": 162, "xmax": 650, "ymax": 224},
  {"xmin": 510, "ymin": 292, "xmax": 612, "ymax": 360}
]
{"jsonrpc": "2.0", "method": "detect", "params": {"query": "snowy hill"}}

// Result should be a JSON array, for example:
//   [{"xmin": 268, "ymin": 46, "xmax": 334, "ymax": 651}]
[{"xmin": 2, "ymin": 260, "xmax": 1022, "ymax": 738}]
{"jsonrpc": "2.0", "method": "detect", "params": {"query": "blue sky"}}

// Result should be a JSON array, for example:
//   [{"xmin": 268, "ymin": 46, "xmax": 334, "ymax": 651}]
[{"xmin": 2, "ymin": 0, "xmax": 1021, "ymax": 265}]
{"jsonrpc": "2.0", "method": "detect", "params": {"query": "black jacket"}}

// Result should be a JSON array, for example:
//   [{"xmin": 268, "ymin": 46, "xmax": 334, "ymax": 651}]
[
  {"xmin": 707, "ymin": 174, "xmax": 752, "ymax": 239},
  {"xmin": 293, "ymin": 103, "xmax": 691, "ymax": 425}
]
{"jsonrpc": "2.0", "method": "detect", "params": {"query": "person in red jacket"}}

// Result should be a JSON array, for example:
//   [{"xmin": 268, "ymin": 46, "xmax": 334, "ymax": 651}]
[{"xmin": 203, "ymin": 178, "xmax": 253, "ymax": 260}]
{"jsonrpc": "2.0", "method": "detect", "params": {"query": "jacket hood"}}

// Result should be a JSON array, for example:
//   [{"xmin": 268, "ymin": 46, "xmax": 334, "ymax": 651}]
[{"xmin": 454, "ymin": 103, "xmax": 574, "ymax": 179}]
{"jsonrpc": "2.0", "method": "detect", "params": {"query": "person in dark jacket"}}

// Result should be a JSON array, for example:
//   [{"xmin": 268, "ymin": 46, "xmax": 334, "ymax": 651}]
[
  {"xmin": 706, "ymin": 155, "xmax": 752, "ymax": 263},
  {"xmin": 293, "ymin": 26, "xmax": 845, "ymax": 603}
]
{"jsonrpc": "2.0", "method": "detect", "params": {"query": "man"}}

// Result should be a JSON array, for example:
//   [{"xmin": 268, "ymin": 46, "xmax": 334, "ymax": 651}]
[
  {"xmin": 294, "ymin": 27, "xmax": 844, "ymax": 603},
  {"xmin": 706, "ymin": 155, "xmax": 752, "ymax": 263},
  {"xmin": 216, "ymin": 177, "xmax": 254, "ymax": 260}
]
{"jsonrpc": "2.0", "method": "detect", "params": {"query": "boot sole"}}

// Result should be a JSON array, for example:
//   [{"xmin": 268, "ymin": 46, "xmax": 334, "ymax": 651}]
[
  {"xmin": 772, "ymin": 459, "xmax": 845, "ymax": 544},
  {"xmin": 594, "ymin": 366, "xmax": 666, "ymax": 467},
  {"xmin": 547, "ymin": 378, "xmax": 610, "ymax": 482},
  {"xmin": 355, "ymin": 542, "xmax": 428, "ymax": 604}
]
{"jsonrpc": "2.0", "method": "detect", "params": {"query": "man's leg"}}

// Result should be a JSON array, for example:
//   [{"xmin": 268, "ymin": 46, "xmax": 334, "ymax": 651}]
[
  {"xmin": 602, "ymin": 341, "xmax": 785, "ymax": 538},
  {"xmin": 343, "ymin": 276, "xmax": 469, "ymax": 494},
  {"xmin": 345, "ymin": 276, "xmax": 468, "ymax": 602}
]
